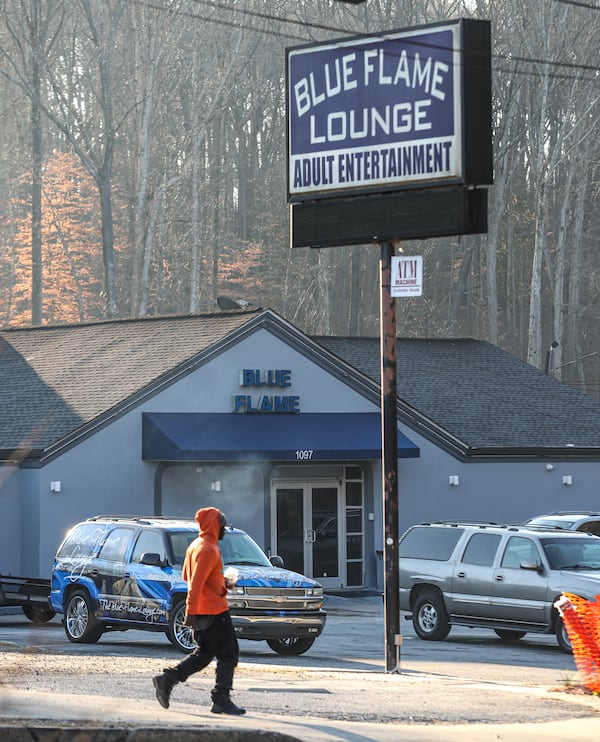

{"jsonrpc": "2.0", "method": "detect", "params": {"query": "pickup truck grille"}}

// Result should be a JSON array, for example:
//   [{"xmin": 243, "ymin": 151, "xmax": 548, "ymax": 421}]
[
  {"xmin": 244, "ymin": 587, "xmax": 308, "ymax": 597},
  {"xmin": 230, "ymin": 587, "xmax": 322, "ymax": 612}
]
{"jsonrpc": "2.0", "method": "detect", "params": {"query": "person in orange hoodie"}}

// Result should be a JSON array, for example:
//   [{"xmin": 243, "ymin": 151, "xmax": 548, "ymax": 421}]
[{"xmin": 152, "ymin": 507, "xmax": 245, "ymax": 715}]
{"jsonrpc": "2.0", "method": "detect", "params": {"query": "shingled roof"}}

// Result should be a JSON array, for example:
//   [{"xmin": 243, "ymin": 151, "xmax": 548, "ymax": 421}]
[
  {"xmin": 0, "ymin": 309, "xmax": 259, "ymax": 459},
  {"xmin": 314, "ymin": 336, "xmax": 600, "ymax": 456},
  {"xmin": 1, "ymin": 308, "xmax": 599, "ymax": 462}
]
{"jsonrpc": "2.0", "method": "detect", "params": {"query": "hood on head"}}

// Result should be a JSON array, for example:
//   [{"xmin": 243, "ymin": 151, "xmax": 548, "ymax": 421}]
[{"xmin": 195, "ymin": 507, "xmax": 223, "ymax": 539}]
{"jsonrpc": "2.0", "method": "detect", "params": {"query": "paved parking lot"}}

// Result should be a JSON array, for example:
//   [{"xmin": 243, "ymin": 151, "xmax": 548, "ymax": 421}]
[{"xmin": 1, "ymin": 596, "xmax": 599, "ymax": 741}]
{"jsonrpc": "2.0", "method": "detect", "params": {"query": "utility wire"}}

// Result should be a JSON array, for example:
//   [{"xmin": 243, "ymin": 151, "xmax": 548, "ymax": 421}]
[
  {"xmin": 190, "ymin": 0, "xmax": 358, "ymax": 35},
  {"xmin": 130, "ymin": 0, "xmax": 600, "ymax": 80},
  {"xmin": 553, "ymin": 0, "xmax": 600, "ymax": 10},
  {"xmin": 552, "ymin": 350, "xmax": 600, "ymax": 371}
]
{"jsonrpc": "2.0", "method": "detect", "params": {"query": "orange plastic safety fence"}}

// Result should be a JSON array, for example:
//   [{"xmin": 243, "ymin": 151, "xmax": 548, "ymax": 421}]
[{"xmin": 559, "ymin": 592, "xmax": 600, "ymax": 694}]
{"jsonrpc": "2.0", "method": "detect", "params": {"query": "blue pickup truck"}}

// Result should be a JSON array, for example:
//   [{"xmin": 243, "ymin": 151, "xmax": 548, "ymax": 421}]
[{"xmin": 50, "ymin": 515, "xmax": 326, "ymax": 654}]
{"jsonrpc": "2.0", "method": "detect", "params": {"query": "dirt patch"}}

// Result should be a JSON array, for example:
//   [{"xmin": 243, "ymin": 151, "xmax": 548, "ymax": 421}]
[{"xmin": 549, "ymin": 683, "xmax": 598, "ymax": 697}]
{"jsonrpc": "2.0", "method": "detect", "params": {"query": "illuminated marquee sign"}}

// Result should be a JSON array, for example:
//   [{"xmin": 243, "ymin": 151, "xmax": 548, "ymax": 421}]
[
  {"xmin": 287, "ymin": 19, "xmax": 491, "ymax": 201},
  {"xmin": 233, "ymin": 369, "xmax": 300, "ymax": 414}
]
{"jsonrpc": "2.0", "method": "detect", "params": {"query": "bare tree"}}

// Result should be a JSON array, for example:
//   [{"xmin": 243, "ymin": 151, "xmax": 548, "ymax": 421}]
[{"xmin": 0, "ymin": 0, "xmax": 64, "ymax": 324}]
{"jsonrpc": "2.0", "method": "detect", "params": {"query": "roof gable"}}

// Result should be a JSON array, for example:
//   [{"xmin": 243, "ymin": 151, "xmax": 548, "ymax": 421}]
[
  {"xmin": 0, "ymin": 310, "xmax": 260, "ymax": 457},
  {"xmin": 314, "ymin": 336, "xmax": 600, "ymax": 454}
]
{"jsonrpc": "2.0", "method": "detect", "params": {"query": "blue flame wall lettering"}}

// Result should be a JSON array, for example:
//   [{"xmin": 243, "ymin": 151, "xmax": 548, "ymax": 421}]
[{"xmin": 233, "ymin": 369, "xmax": 300, "ymax": 414}]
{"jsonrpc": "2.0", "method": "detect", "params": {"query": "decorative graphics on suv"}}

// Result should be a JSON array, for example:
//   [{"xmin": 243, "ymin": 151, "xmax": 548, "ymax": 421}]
[
  {"xmin": 50, "ymin": 516, "xmax": 326, "ymax": 655},
  {"xmin": 399, "ymin": 522, "xmax": 600, "ymax": 652}
]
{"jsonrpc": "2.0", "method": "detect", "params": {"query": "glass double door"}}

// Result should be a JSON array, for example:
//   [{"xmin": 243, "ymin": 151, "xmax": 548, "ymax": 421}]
[{"xmin": 272, "ymin": 481, "xmax": 342, "ymax": 589}]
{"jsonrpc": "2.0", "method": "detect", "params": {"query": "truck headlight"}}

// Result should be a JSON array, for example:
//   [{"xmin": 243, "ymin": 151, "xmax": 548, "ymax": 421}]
[{"xmin": 227, "ymin": 599, "xmax": 247, "ymax": 609}]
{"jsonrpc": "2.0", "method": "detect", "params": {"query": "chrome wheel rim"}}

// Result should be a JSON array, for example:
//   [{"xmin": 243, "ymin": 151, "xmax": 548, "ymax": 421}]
[
  {"xmin": 66, "ymin": 596, "xmax": 88, "ymax": 639},
  {"xmin": 418, "ymin": 603, "xmax": 437, "ymax": 633},
  {"xmin": 173, "ymin": 605, "xmax": 195, "ymax": 651}
]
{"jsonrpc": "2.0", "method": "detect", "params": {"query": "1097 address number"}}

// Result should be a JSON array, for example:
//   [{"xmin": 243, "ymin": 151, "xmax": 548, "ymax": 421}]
[{"xmin": 295, "ymin": 450, "xmax": 314, "ymax": 460}]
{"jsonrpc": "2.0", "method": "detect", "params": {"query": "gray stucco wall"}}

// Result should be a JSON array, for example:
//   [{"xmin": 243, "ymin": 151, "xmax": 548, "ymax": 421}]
[
  {"xmin": 397, "ymin": 433, "xmax": 600, "ymax": 529},
  {"xmin": 0, "ymin": 465, "xmax": 21, "ymax": 574},
  {"xmin": 160, "ymin": 462, "xmax": 267, "ymax": 542},
  {"xmin": 5, "ymin": 324, "xmax": 600, "ymax": 587},
  {"xmin": 30, "ymin": 327, "xmax": 381, "ymax": 578}
]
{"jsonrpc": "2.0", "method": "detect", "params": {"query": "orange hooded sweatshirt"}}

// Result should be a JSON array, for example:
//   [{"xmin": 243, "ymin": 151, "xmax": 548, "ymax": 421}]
[{"xmin": 182, "ymin": 507, "xmax": 228, "ymax": 616}]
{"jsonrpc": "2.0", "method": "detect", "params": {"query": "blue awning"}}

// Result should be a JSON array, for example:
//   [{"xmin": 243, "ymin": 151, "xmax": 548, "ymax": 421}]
[{"xmin": 142, "ymin": 412, "xmax": 419, "ymax": 462}]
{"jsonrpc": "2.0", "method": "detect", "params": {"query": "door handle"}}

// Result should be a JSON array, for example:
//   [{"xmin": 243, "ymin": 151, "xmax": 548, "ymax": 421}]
[
  {"xmin": 305, "ymin": 529, "xmax": 316, "ymax": 543},
  {"xmin": 456, "ymin": 571, "xmax": 466, "ymax": 578},
  {"xmin": 495, "ymin": 574, "xmax": 504, "ymax": 582}
]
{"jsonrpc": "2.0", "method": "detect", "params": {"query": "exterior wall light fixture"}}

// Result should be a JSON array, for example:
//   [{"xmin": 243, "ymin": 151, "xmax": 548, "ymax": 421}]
[{"xmin": 448, "ymin": 475, "xmax": 460, "ymax": 486}]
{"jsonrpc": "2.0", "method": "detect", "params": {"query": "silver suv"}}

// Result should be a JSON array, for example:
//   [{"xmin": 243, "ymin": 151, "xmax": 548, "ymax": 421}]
[
  {"xmin": 399, "ymin": 521, "xmax": 600, "ymax": 651},
  {"xmin": 523, "ymin": 512, "xmax": 600, "ymax": 536}
]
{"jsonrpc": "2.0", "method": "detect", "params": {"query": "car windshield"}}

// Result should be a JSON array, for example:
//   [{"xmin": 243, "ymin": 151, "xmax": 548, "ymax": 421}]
[
  {"xmin": 532, "ymin": 518, "xmax": 577, "ymax": 529},
  {"xmin": 168, "ymin": 530, "xmax": 198, "ymax": 565},
  {"xmin": 542, "ymin": 537, "xmax": 600, "ymax": 570},
  {"xmin": 220, "ymin": 532, "xmax": 272, "ymax": 567},
  {"xmin": 167, "ymin": 529, "xmax": 272, "ymax": 568}
]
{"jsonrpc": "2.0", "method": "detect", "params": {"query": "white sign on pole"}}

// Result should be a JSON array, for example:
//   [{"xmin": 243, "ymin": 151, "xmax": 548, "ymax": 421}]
[
  {"xmin": 286, "ymin": 24, "xmax": 462, "ymax": 200},
  {"xmin": 391, "ymin": 256, "xmax": 423, "ymax": 297}
]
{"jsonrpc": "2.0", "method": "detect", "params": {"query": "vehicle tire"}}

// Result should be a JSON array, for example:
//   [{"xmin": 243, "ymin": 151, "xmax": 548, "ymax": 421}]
[
  {"xmin": 412, "ymin": 592, "xmax": 451, "ymax": 641},
  {"xmin": 555, "ymin": 615, "xmax": 572, "ymax": 653},
  {"xmin": 64, "ymin": 590, "xmax": 103, "ymax": 644},
  {"xmin": 266, "ymin": 637, "xmax": 315, "ymax": 655},
  {"xmin": 494, "ymin": 629, "xmax": 526, "ymax": 641},
  {"xmin": 22, "ymin": 605, "xmax": 56, "ymax": 623},
  {"xmin": 166, "ymin": 599, "xmax": 195, "ymax": 653}
]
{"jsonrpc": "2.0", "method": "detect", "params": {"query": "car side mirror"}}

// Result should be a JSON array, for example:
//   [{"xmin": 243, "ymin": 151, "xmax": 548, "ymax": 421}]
[
  {"xmin": 521, "ymin": 560, "xmax": 543, "ymax": 574},
  {"xmin": 140, "ymin": 552, "xmax": 165, "ymax": 567},
  {"xmin": 270, "ymin": 555, "xmax": 284, "ymax": 568}
]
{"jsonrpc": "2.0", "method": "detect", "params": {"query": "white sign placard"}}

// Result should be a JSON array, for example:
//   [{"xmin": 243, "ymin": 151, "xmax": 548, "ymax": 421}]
[
  {"xmin": 286, "ymin": 23, "xmax": 461, "ymax": 199},
  {"xmin": 391, "ymin": 256, "xmax": 422, "ymax": 296}
]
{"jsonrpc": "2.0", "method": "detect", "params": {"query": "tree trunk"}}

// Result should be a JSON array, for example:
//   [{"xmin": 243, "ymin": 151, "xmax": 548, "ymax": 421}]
[
  {"xmin": 97, "ymin": 174, "xmax": 117, "ymax": 318},
  {"xmin": 30, "ymin": 5, "xmax": 43, "ymax": 326}
]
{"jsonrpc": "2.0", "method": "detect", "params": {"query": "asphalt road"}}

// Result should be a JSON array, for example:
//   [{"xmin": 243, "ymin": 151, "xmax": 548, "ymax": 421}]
[{"xmin": 1, "ymin": 595, "xmax": 599, "ymax": 741}]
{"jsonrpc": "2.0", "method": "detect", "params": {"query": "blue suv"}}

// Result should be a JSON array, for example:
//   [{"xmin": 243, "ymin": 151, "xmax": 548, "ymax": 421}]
[{"xmin": 50, "ymin": 515, "xmax": 326, "ymax": 654}]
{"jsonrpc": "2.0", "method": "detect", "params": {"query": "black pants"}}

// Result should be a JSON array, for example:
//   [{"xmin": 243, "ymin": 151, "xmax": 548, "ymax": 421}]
[{"xmin": 166, "ymin": 610, "xmax": 239, "ymax": 699}]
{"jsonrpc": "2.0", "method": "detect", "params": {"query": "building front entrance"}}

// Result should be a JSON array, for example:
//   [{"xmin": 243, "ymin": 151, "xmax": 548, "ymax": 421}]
[{"xmin": 271, "ymin": 472, "xmax": 364, "ymax": 590}]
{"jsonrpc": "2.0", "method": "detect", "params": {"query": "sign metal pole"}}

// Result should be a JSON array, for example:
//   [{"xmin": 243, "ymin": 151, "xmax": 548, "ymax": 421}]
[
  {"xmin": 380, "ymin": 239, "xmax": 400, "ymax": 673},
  {"xmin": 286, "ymin": 18, "xmax": 491, "ymax": 673}
]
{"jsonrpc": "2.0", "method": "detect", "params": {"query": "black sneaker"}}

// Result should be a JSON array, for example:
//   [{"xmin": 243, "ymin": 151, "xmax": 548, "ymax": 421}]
[
  {"xmin": 211, "ymin": 697, "xmax": 246, "ymax": 715},
  {"xmin": 153, "ymin": 673, "xmax": 175, "ymax": 709}
]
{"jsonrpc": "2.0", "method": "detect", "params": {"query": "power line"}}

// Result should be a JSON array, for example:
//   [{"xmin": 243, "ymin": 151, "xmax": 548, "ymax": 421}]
[
  {"xmin": 189, "ymin": 0, "xmax": 600, "ymax": 74},
  {"xmin": 129, "ymin": 0, "xmax": 600, "ymax": 80},
  {"xmin": 494, "ymin": 64, "xmax": 598, "ymax": 83},
  {"xmin": 553, "ymin": 0, "xmax": 600, "ymax": 10},
  {"xmin": 189, "ymin": 0, "xmax": 358, "ymax": 36},
  {"xmin": 553, "ymin": 350, "xmax": 600, "ymax": 371},
  {"xmin": 499, "ymin": 52, "xmax": 599, "ymax": 74}
]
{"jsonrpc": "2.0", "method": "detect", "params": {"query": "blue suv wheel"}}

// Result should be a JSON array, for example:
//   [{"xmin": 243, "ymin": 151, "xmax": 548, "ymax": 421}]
[
  {"xmin": 167, "ymin": 599, "xmax": 195, "ymax": 652},
  {"xmin": 64, "ymin": 590, "xmax": 103, "ymax": 644}
]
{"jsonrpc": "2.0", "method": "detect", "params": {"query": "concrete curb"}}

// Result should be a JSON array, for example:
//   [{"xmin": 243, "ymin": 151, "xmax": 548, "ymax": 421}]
[{"xmin": 0, "ymin": 727, "xmax": 299, "ymax": 741}]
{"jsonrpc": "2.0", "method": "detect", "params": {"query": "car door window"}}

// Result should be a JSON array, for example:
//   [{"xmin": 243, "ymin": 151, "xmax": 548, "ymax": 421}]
[
  {"xmin": 98, "ymin": 527, "xmax": 133, "ymax": 562},
  {"xmin": 56, "ymin": 523, "xmax": 106, "ymax": 559},
  {"xmin": 131, "ymin": 530, "xmax": 167, "ymax": 563},
  {"xmin": 461, "ymin": 533, "xmax": 501, "ymax": 566},
  {"xmin": 399, "ymin": 526, "xmax": 465, "ymax": 560},
  {"xmin": 501, "ymin": 536, "xmax": 539, "ymax": 568},
  {"xmin": 579, "ymin": 521, "xmax": 600, "ymax": 536}
]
